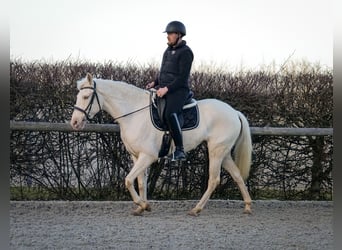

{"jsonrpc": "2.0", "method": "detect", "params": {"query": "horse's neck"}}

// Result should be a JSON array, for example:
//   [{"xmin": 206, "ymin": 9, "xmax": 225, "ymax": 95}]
[{"xmin": 97, "ymin": 79, "xmax": 149, "ymax": 122}]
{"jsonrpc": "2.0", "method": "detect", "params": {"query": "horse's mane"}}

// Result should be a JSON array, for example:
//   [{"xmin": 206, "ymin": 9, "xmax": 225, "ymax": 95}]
[
  {"xmin": 75, "ymin": 76, "xmax": 144, "ymax": 92},
  {"xmin": 94, "ymin": 79, "xmax": 149, "ymax": 101}
]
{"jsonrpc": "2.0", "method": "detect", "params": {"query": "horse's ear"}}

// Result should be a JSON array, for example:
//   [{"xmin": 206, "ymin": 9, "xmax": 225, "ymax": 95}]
[{"xmin": 86, "ymin": 73, "xmax": 93, "ymax": 84}]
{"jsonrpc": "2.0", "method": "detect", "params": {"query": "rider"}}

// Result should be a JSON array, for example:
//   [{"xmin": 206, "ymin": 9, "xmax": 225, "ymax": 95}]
[{"xmin": 146, "ymin": 21, "xmax": 194, "ymax": 161}]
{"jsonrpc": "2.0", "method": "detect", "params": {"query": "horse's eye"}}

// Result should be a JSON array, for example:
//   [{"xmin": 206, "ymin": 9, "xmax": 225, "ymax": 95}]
[{"xmin": 83, "ymin": 95, "xmax": 89, "ymax": 100}]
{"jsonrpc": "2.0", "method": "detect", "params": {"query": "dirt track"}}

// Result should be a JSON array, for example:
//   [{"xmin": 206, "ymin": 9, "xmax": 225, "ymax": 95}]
[{"xmin": 10, "ymin": 200, "xmax": 333, "ymax": 249}]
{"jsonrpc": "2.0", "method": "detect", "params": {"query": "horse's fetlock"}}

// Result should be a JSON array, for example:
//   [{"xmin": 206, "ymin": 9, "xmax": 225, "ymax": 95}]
[
  {"xmin": 133, "ymin": 198, "xmax": 143, "ymax": 206},
  {"xmin": 245, "ymin": 200, "xmax": 252, "ymax": 206}
]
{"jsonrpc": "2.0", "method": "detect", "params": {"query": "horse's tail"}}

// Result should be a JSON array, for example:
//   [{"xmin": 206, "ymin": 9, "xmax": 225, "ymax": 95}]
[{"xmin": 233, "ymin": 111, "xmax": 253, "ymax": 181}]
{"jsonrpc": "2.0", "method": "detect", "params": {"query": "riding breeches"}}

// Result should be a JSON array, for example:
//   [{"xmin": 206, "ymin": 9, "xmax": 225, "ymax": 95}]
[{"xmin": 163, "ymin": 89, "xmax": 189, "ymax": 122}]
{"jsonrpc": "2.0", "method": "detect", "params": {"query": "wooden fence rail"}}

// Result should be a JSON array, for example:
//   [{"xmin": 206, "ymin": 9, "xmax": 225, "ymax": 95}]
[{"xmin": 10, "ymin": 121, "xmax": 333, "ymax": 136}]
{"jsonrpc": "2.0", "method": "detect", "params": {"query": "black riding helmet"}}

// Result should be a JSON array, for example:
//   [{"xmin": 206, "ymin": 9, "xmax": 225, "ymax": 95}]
[{"xmin": 163, "ymin": 21, "xmax": 186, "ymax": 37}]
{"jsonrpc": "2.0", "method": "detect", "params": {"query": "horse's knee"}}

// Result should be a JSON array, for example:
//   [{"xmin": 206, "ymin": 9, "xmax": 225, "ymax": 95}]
[
  {"xmin": 209, "ymin": 177, "xmax": 220, "ymax": 188},
  {"xmin": 213, "ymin": 174, "xmax": 221, "ymax": 185},
  {"xmin": 125, "ymin": 177, "xmax": 133, "ymax": 189}
]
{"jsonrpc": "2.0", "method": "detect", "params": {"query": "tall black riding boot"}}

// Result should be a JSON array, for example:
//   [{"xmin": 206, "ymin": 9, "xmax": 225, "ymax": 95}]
[{"xmin": 167, "ymin": 113, "xmax": 186, "ymax": 161}]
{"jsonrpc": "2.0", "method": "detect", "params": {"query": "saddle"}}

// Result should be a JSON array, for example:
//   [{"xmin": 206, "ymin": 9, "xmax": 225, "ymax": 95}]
[
  {"xmin": 149, "ymin": 90, "xmax": 200, "ymax": 158},
  {"xmin": 150, "ymin": 91, "xmax": 200, "ymax": 131}
]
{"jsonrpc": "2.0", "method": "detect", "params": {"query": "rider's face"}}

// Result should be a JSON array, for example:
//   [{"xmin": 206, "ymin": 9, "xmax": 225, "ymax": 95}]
[{"xmin": 167, "ymin": 32, "xmax": 179, "ymax": 46}]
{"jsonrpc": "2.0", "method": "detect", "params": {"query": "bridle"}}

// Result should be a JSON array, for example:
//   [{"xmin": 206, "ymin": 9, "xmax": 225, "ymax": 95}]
[
  {"xmin": 73, "ymin": 80, "xmax": 102, "ymax": 122},
  {"xmin": 73, "ymin": 80, "xmax": 151, "ymax": 122}
]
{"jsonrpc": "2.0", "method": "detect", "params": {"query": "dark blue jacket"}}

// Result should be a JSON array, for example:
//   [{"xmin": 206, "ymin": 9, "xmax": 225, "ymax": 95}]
[{"xmin": 155, "ymin": 40, "xmax": 194, "ymax": 93}]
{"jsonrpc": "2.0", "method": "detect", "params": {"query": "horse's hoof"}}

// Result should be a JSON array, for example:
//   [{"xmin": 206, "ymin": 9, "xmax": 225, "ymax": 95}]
[
  {"xmin": 188, "ymin": 208, "xmax": 201, "ymax": 217},
  {"xmin": 243, "ymin": 208, "xmax": 252, "ymax": 214},
  {"xmin": 145, "ymin": 203, "xmax": 151, "ymax": 212},
  {"xmin": 132, "ymin": 207, "xmax": 144, "ymax": 216}
]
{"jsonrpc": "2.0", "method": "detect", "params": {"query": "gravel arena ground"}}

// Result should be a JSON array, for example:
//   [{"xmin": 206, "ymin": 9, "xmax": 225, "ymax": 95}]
[{"xmin": 10, "ymin": 200, "xmax": 333, "ymax": 250}]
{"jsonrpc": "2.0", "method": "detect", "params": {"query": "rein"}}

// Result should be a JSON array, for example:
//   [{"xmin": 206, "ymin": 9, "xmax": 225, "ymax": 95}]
[
  {"xmin": 112, "ymin": 104, "xmax": 151, "ymax": 121},
  {"xmin": 73, "ymin": 80, "xmax": 151, "ymax": 122}
]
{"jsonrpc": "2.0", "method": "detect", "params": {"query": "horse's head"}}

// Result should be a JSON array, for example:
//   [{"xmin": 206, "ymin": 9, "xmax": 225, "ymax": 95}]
[{"xmin": 70, "ymin": 73, "xmax": 102, "ymax": 130}]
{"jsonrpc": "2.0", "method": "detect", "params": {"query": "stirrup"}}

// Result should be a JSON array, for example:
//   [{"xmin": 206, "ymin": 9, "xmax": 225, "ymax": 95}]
[{"xmin": 170, "ymin": 150, "xmax": 186, "ymax": 162}]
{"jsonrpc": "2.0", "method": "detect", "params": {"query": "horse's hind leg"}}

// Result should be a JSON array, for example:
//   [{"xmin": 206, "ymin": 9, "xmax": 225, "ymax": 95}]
[
  {"xmin": 188, "ymin": 148, "xmax": 224, "ymax": 216},
  {"xmin": 222, "ymin": 156, "xmax": 252, "ymax": 214}
]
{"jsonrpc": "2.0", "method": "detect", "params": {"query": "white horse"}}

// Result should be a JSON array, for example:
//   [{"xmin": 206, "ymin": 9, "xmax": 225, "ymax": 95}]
[{"xmin": 70, "ymin": 73, "xmax": 253, "ymax": 216}]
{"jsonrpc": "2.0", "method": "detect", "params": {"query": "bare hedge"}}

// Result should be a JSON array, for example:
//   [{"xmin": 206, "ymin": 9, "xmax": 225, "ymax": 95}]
[{"xmin": 10, "ymin": 60, "xmax": 333, "ymax": 200}]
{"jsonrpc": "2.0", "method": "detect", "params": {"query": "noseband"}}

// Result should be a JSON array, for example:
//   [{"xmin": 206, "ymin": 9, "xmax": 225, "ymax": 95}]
[{"xmin": 73, "ymin": 80, "xmax": 102, "ymax": 121}]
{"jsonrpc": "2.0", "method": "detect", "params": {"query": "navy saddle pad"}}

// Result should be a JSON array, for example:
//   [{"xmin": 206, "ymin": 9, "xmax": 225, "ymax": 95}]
[{"xmin": 150, "ymin": 98, "xmax": 200, "ymax": 131}]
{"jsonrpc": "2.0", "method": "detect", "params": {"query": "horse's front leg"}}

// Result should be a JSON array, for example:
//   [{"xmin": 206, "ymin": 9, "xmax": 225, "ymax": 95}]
[
  {"xmin": 125, "ymin": 154, "xmax": 154, "ymax": 215},
  {"xmin": 137, "ymin": 169, "xmax": 148, "ymax": 201},
  {"xmin": 130, "ymin": 157, "xmax": 151, "ymax": 214},
  {"xmin": 136, "ymin": 169, "xmax": 151, "ymax": 212}
]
